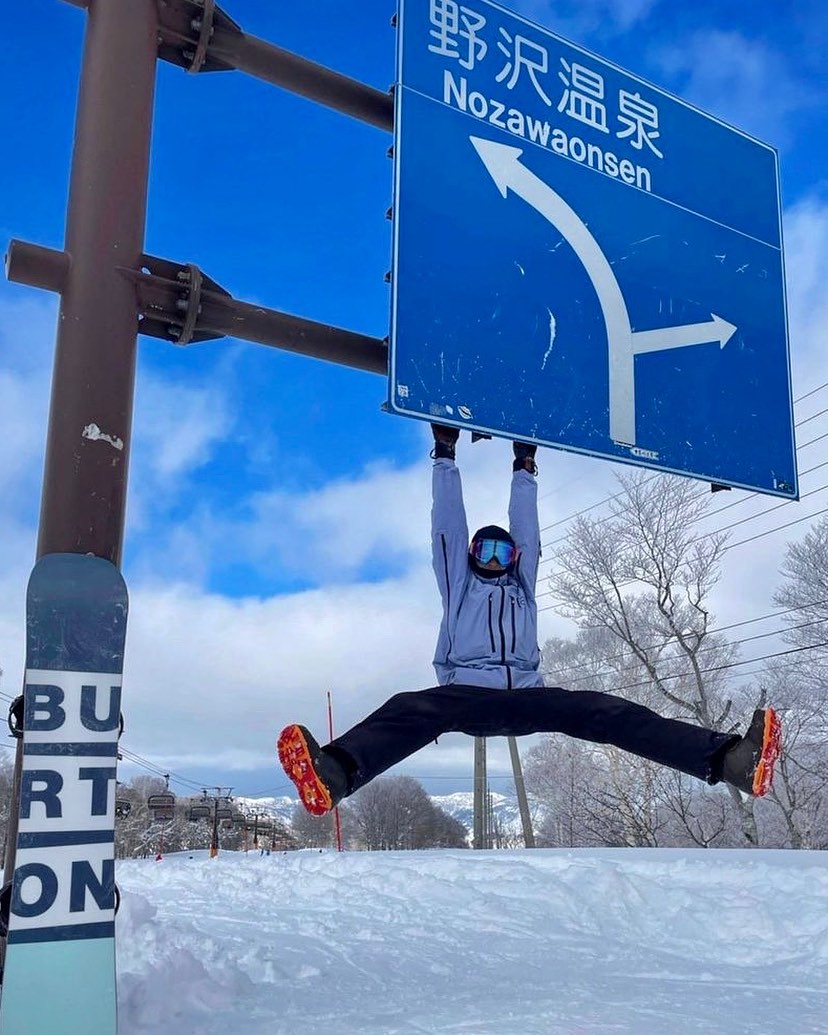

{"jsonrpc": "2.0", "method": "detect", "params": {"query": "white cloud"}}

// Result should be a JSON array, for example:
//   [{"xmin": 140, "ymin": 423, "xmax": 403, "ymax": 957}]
[
  {"xmin": 783, "ymin": 193, "xmax": 828, "ymax": 397},
  {"xmin": 514, "ymin": 0, "xmax": 659, "ymax": 37},
  {"xmin": 126, "ymin": 370, "xmax": 234, "ymax": 538},
  {"xmin": 133, "ymin": 376, "xmax": 231, "ymax": 484},
  {"xmin": 652, "ymin": 30, "xmax": 813, "ymax": 144},
  {"xmin": 130, "ymin": 432, "xmax": 548, "ymax": 589},
  {"xmin": 0, "ymin": 295, "xmax": 54, "ymax": 503},
  {"xmin": 104, "ymin": 569, "xmax": 443, "ymax": 772}
]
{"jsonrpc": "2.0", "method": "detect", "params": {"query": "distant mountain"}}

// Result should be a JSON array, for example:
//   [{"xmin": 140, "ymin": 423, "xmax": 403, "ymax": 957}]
[
  {"xmin": 239, "ymin": 790, "xmax": 529, "ymax": 844},
  {"xmin": 430, "ymin": 791, "xmax": 526, "ymax": 843},
  {"xmin": 234, "ymin": 795, "xmax": 296, "ymax": 825}
]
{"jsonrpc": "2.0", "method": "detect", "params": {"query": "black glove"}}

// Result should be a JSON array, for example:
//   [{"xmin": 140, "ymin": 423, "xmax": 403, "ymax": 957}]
[
  {"xmin": 430, "ymin": 423, "xmax": 459, "ymax": 460},
  {"xmin": 513, "ymin": 441, "xmax": 538, "ymax": 474}
]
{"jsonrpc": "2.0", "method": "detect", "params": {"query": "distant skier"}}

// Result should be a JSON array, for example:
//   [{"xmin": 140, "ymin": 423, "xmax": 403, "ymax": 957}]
[{"xmin": 279, "ymin": 425, "xmax": 781, "ymax": 815}]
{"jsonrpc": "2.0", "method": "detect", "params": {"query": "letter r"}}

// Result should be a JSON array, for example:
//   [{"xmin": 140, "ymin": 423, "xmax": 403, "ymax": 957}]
[{"xmin": 20, "ymin": 770, "xmax": 64, "ymax": 819}]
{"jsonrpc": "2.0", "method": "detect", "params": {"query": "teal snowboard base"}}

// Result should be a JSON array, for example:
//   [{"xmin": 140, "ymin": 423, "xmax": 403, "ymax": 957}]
[
  {"xmin": 0, "ymin": 939, "xmax": 117, "ymax": 1034},
  {"xmin": 0, "ymin": 554, "xmax": 127, "ymax": 1034}
]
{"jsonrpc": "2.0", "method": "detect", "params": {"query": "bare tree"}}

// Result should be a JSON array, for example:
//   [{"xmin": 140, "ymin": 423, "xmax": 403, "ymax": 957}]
[
  {"xmin": 764, "ymin": 518, "xmax": 828, "ymax": 847},
  {"xmin": 0, "ymin": 754, "xmax": 13, "ymax": 866},
  {"xmin": 290, "ymin": 803, "xmax": 339, "ymax": 849},
  {"xmin": 773, "ymin": 514, "xmax": 828, "ymax": 682},
  {"xmin": 348, "ymin": 775, "xmax": 467, "ymax": 850},
  {"xmin": 754, "ymin": 666, "xmax": 828, "ymax": 849},
  {"xmin": 544, "ymin": 470, "xmax": 763, "ymax": 845}
]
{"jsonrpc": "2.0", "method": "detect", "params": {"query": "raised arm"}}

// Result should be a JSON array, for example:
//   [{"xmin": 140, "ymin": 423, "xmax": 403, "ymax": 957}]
[
  {"xmin": 509, "ymin": 445, "xmax": 540, "ymax": 595},
  {"xmin": 432, "ymin": 458, "xmax": 470, "ymax": 611},
  {"xmin": 430, "ymin": 425, "xmax": 469, "ymax": 613}
]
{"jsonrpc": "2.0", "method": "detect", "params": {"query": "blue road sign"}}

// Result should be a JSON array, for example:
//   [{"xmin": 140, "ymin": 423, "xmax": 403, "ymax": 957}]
[{"xmin": 389, "ymin": 0, "xmax": 797, "ymax": 498}]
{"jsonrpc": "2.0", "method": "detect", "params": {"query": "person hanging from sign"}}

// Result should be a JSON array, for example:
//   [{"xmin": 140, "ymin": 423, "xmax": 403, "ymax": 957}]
[{"xmin": 278, "ymin": 425, "xmax": 781, "ymax": 815}]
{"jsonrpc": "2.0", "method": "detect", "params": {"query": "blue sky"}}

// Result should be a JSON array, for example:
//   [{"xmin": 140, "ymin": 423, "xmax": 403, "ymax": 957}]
[{"xmin": 1, "ymin": 0, "xmax": 827, "ymax": 802}]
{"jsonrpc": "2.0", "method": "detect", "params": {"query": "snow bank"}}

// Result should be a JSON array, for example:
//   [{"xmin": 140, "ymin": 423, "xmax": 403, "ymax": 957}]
[{"xmin": 116, "ymin": 847, "xmax": 828, "ymax": 1034}]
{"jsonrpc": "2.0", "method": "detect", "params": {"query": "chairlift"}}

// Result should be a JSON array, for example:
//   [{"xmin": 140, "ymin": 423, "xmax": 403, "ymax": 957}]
[
  {"xmin": 147, "ymin": 791, "xmax": 176, "ymax": 822},
  {"xmin": 115, "ymin": 799, "xmax": 132, "ymax": 819},
  {"xmin": 186, "ymin": 802, "xmax": 212, "ymax": 822},
  {"xmin": 215, "ymin": 805, "xmax": 234, "ymax": 821}
]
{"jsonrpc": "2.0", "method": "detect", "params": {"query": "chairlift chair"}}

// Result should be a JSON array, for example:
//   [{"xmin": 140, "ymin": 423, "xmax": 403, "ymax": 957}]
[{"xmin": 147, "ymin": 791, "xmax": 176, "ymax": 822}]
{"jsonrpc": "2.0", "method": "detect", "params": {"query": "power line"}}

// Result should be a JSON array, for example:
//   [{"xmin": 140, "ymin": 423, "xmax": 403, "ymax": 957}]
[
  {"xmin": 697, "ymin": 458, "xmax": 828, "ymax": 523},
  {"xmin": 795, "ymin": 405, "xmax": 828, "ymax": 429},
  {"xmin": 536, "ymin": 479, "xmax": 828, "ymax": 585},
  {"xmin": 536, "ymin": 379, "xmax": 828, "ymax": 545},
  {"xmin": 541, "ymin": 615, "xmax": 827, "ymax": 689},
  {"xmin": 796, "ymin": 380, "xmax": 828, "ymax": 405},
  {"xmin": 592, "ymin": 638, "xmax": 828, "ymax": 697},
  {"xmin": 117, "ymin": 746, "xmax": 207, "ymax": 794},
  {"xmin": 706, "ymin": 481, "xmax": 828, "ymax": 538},
  {"xmin": 728, "ymin": 504, "xmax": 828, "ymax": 550}
]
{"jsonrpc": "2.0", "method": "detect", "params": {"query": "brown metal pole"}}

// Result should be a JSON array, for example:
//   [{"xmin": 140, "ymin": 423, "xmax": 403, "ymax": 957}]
[
  {"xmin": 39, "ymin": 0, "xmax": 158, "ymax": 564},
  {"xmin": 507, "ymin": 736, "xmax": 536, "ymax": 848},
  {"xmin": 6, "ymin": 242, "xmax": 390, "ymax": 376},
  {"xmin": 208, "ymin": 27, "xmax": 394, "ymax": 132}
]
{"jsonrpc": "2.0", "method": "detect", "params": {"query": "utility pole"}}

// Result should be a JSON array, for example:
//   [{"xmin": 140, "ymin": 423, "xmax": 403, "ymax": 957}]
[
  {"xmin": 508, "ymin": 737, "xmax": 536, "ymax": 848},
  {"xmin": 473, "ymin": 736, "xmax": 535, "ymax": 849},
  {"xmin": 473, "ymin": 737, "xmax": 488, "ymax": 850}
]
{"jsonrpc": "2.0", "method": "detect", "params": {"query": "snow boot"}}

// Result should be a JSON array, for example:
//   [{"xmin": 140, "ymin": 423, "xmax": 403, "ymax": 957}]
[
  {"xmin": 721, "ymin": 708, "xmax": 782, "ymax": 796},
  {"xmin": 278, "ymin": 724, "xmax": 349, "ymax": 815}
]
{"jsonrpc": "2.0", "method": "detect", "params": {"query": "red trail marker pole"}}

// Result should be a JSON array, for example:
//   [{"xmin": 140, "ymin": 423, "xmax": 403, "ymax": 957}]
[{"xmin": 327, "ymin": 691, "xmax": 344, "ymax": 852}]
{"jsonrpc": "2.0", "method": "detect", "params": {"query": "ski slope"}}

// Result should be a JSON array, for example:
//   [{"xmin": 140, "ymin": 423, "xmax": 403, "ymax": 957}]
[{"xmin": 115, "ymin": 847, "xmax": 828, "ymax": 1034}]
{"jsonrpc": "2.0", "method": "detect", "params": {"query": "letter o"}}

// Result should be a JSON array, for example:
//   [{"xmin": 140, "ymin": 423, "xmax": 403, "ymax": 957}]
[
  {"xmin": 11, "ymin": 863, "xmax": 59, "ymax": 918},
  {"xmin": 468, "ymin": 91, "xmax": 488, "ymax": 118}
]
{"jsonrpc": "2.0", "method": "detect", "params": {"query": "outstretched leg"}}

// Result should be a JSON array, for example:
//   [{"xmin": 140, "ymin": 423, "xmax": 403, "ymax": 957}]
[
  {"xmin": 329, "ymin": 684, "xmax": 737, "ymax": 794},
  {"xmin": 279, "ymin": 684, "xmax": 779, "ymax": 814}
]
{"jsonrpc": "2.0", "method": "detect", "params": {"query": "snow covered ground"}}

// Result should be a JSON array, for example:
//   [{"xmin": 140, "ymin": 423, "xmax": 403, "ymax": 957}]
[{"xmin": 115, "ymin": 847, "xmax": 828, "ymax": 1034}]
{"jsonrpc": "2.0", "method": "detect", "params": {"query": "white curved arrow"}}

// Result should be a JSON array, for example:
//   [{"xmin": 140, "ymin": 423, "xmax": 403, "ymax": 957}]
[{"xmin": 470, "ymin": 136, "xmax": 737, "ymax": 447}]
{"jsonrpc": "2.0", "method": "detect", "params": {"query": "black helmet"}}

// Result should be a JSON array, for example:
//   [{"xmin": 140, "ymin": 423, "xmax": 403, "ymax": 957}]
[{"xmin": 469, "ymin": 525, "xmax": 518, "ymax": 578}]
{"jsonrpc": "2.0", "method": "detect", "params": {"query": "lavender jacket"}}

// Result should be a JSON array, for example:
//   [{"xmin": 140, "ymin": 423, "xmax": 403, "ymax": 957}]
[{"xmin": 431, "ymin": 458, "xmax": 542, "ymax": 690}]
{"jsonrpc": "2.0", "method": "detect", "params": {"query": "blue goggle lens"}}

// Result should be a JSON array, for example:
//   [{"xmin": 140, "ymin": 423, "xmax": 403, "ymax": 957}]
[{"xmin": 471, "ymin": 538, "xmax": 517, "ymax": 566}]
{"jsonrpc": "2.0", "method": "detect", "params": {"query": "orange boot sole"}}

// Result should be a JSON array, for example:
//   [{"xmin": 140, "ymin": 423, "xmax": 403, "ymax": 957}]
[
  {"xmin": 277, "ymin": 724, "xmax": 334, "ymax": 816},
  {"xmin": 752, "ymin": 707, "xmax": 782, "ymax": 797}
]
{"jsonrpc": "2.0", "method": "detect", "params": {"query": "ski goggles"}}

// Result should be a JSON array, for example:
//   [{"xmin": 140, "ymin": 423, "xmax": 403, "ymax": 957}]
[{"xmin": 470, "ymin": 538, "xmax": 518, "ymax": 566}]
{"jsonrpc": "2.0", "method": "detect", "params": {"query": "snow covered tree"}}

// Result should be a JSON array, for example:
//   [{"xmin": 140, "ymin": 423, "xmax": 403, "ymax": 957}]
[
  {"xmin": 762, "ymin": 515, "xmax": 828, "ymax": 848},
  {"xmin": 0, "ymin": 755, "xmax": 13, "ymax": 868},
  {"xmin": 291, "ymin": 803, "xmax": 339, "ymax": 848},
  {"xmin": 541, "ymin": 470, "xmax": 763, "ymax": 846},
  {"xmin": 773, "ymin": 514, "xmax": 828, "ymax": 684},
  {"xmin": 348, "ymin": 775, "xmax": 467, "ymax": 850}
]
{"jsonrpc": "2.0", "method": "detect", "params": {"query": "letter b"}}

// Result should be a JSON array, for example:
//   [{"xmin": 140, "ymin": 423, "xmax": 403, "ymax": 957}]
[{"xmin": 24, "ymin": 685, "xmax": 66, "ymax": 731}]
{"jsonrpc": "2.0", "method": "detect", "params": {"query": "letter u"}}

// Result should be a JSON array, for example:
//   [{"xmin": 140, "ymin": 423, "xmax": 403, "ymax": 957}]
[{"xmin": 80, "ymin": 684, "xmax": 122, "ymax": 732}]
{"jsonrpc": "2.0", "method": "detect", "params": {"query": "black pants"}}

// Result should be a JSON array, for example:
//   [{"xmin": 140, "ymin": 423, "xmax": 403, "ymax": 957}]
[{"xmin": 329, "ymin": 684, "xmax": 737, "ymax": 796}]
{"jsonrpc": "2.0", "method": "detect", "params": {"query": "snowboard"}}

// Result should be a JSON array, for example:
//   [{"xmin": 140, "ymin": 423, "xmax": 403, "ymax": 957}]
[{"xmin": 0, "ymin": 554, "xmax": 128, "ymax": 1035}]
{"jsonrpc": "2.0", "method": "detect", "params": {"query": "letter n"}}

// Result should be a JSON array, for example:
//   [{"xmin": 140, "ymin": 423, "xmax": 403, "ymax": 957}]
[{"xmin": 70, "ymin": 859, "xmax": 115, "ymax": 913}]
